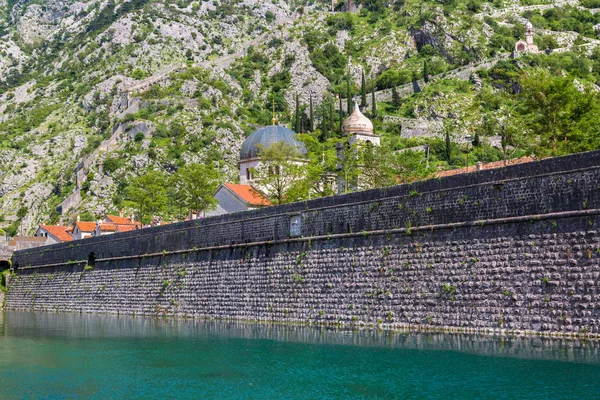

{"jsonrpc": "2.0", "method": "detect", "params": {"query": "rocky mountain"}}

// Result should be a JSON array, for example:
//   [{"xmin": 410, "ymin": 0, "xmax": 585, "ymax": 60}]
[{"xmin": 0, "ymin": 0, "xmax": 599, "ymax": 235}]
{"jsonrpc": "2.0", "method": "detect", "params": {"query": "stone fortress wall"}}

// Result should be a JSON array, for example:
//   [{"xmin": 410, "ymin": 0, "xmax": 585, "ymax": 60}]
[{"xmin": 6, "ymin": 151, "xmax": 600, "ymax": 337}]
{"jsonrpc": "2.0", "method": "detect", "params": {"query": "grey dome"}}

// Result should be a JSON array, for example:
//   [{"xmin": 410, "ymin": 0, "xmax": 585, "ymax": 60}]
[{"xmin": 240, "ymin": 125, "xmax": 307, "ymax": 160}]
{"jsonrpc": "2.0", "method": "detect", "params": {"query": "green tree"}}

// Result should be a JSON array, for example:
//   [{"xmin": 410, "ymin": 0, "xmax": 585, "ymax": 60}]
[
  {"xmin": 391, "ymin": 86, "xmax": 400, "ymax": 110},
  {"xmin": 309, "ymin": 94, "xmax": 314, "ymax": 132},
  {"xmin": 329, "ymin": 100, "xmax": 335, "ymax": 134},
  {"xmin": 251, "ymin": 142, "xmax": 308, "ymax": 205},
  {"xmin": 371, "ymin": 87, "xmax": 377, "ymax": 117},
  {"xmin": 361, "ymin": 70, "xmax": 367, "ymax": 107},
  {"xmin": 295, "ymin": 93, "xmax": 300, "ymax": 132},
  {"xmin": 171, "ymin": 163, "xmax": 219, "ymax": 219},
  {"xmin": 124, "ymin": 171, "xmax": 168, "ymax": 224},
  {"xmin": 423, "ymin": 60, "xmax": 429, "ymax": 83},
  {"xmin": 444, "ymin": 122, "xmax": 453, "ymax": 161},
  {"xmin": 520, "ymin": 69, "xmax": 578, "ymax": 156},
  {"xmin": 347, "ymin": 79, "xmax": 352, "ymax": 114},
  {"xmin": 339, "ymin": 95, "xmax": 344, "ymax": 132}
]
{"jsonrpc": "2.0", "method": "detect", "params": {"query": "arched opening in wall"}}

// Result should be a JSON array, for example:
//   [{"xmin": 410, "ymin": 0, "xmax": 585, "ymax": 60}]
[
  {"xmin": 87, "ymin": 252, "xmax": 96, "ymax": 269},
  {"xmin": 517, "ymin": 43, "xmax": 525, "ymax": 51}
]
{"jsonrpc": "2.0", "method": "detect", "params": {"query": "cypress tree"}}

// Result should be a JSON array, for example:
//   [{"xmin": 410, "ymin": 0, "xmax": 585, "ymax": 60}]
[
  {"xmin": 294, "ymin": 93, "xmax": 300, "ymax": 132},
  {"xmin": 445, "ymin": 128, "xmax": 452, "ymax": 161},
  {"xmin": 371, "ymin": 88, "xmax": 377, "ymax": 118},
  {"xmin": 347, "ymin": 79, "xmax": 352, "ymax": 115},
  {"xmin": 423, "ymin": 60, "xmax": 429, "ymax": 83},
  {"xmin": 329, "ymin": 99, "xmax": 334, "ymax": 134},
  {"xmin": 338, "ymin": 95, "xmax": 344, "ymax": 133},
  {"xmin": 391, "ymin": 86, "xmax": 400, "ymax": 110},
  {"xmin": 361, "ymin": 71, "xmax": 367, "ymax": 107},
  {"xmin": 309, "ymin": 94, "xmax": 314, "ymax": 132},
  {"xmin": 321, "ymin": 102, "xmax": 329, "ymax": 139}
]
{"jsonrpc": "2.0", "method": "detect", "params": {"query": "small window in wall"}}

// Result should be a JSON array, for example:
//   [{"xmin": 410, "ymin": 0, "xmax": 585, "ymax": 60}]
[
  {"xmin": 87, "ymin": 252, "xmax": 96, "ymax": 269},
  {"xmin": 247, "ymin": 168, "xmax": 251, "ymax": 181}
]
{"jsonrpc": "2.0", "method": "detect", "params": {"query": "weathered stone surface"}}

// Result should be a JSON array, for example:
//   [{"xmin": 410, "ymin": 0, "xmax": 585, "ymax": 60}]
[{"xmin": 5, "ymin": 150, "xmax": 600, "ymax": 336}]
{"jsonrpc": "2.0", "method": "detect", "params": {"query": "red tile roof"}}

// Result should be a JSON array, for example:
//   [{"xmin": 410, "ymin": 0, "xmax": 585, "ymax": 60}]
[
  {"xmin": 116, "ymin": 225, "xmax": 137, "ymax": 233},
  {"xmin": 223, "ymin": 183, "xmax": 272, "ymax": 206},
  {"xmin": 436, "ymin": 157, "xmax": 535, "ymax": 178},
  {"xmin": 39, "ymin": 225, "xmax": 73, "ymax": 242},
  {"xmin": 105, "ymin": 215, "xmax": 141, "ymax": 227},
  {"xmin": 75, "ymin": 221, "xmax": 97, "ymax": 232},
  {"xmin": 97, "ymin": 223, "xmax": 117, "ymax": 232}
]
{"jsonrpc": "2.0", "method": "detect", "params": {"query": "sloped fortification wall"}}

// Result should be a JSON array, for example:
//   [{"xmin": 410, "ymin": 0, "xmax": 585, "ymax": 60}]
[{"xmin": 6, "ymin": 151, "xmax": 600, "ymax": 336}]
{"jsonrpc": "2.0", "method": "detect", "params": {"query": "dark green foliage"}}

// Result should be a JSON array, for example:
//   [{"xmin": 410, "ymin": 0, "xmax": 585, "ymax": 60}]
[
  {"xmin": 445, "ymin": 129, "xmax": 452, "ymax": 161},
  {"xmin": 581, "ymin": 0, "xmax": 600, "ymax": 7},
  {"xmin": 309, "ymin": 43, "xmax": 348, "ymax": 84},
  {"xmin": 523, "ymin": 7, "xmax": 600, "ymax": 39},
  {"xmin": 371, "ymin": 89, "xmax": 377, "ymax": 118},
  {"xmin": 375, "ymin": 68, "xmax": 413, "ymax": 90},
  {"xmin": 391, "ymin": 86, "xmax": 400, "ymax": 110},
  {"xmin": 361, "ymin": 71, "xmax": 367, "ymax": 107},
  {"xmin": 86, "ymin": 0, "xmax": 151, "ymax": 36},
  {"xmin": 103, "ymin": 157, "xmax": 124, "ymax": 174},
  {"xmin": 536, "ymin": 35, "xmax": 559, "ymax": 51},
  {"xmin": 295, "ymin": 93, "xmax": 300, "ymax": 133},
  {"xmin": 265, "ymin": 11, "xmax": 275, "ymax": 23},
  {"xmin": 309, "ymin": 95, "xmax": 314, "ymax": 132},
  {"xmin": 347, "ymin": 80, "xmax": 352, "ymax": 114},
  {"xmin": 325, "ymin": 13, "xmax": 354, "ymax": 35},
  {"xmin": 339, "ymin": 95, "xmax": 344, "ymax": 132},
  {"xmin": 269, "ymin": 70, "xmax": 291, "ymax": 93}
]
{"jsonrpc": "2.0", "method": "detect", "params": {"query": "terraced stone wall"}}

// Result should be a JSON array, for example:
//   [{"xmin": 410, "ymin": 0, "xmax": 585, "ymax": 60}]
[{"xmin": 5, "ymin": 151, "xmax": 600, "ymax": 336}]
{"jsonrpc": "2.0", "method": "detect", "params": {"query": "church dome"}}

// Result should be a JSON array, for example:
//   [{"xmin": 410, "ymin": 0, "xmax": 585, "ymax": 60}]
[
  {"xmin": 342, "ymin": 104, "xmax": 374, "ymax": 136},
  {"xmin": 240, "ymin": 125, "xmax": 307, "ymax": 160},
  {"xmin": 526, "ymin": 21, "xmax": 533, "ymax": 30}
]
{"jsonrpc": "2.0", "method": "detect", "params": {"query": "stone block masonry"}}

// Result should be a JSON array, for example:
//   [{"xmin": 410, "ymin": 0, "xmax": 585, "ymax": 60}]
[{"xmin": 6, "ymin": 150, "xmax": 600, "ymax": 337}]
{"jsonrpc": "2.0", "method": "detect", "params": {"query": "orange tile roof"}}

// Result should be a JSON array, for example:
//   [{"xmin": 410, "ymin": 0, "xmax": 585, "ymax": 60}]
[
  {"xmin": 116, "ymin": 225, "xmax": 137, "ymax": 233},
  {"xmin": 436, "ymin": 157, "xmax": 535, "ymax": 178},
  {"xmin": 40, "ymin": 225, "xmax": 73, "ymax": 242},
  {"xmin": 106, "ymin": 215, "xmax": 141, "ymax": 227},
  {"xmin": 75, "ymin": 221, "xmax": 97, "ymax": 232},
  {"xmin": 97, "ymin": 223, "xmax": 117, "ymax": 232},
  {"xmin": 223, "ymin": 183, "xmax": 272, "ymax": 206}
]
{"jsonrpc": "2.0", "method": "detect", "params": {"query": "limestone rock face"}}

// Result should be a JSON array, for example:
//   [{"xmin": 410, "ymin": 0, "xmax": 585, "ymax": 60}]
[{"xmin": 0, "ymin": 0, "xmax": 572, "ymax": 234}]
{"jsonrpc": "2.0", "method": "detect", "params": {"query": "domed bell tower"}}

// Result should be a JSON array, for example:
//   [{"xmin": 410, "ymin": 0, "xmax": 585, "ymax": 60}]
[{"xmin": 336, "ymin": 104, "xmax": 380, "ymax": 194}]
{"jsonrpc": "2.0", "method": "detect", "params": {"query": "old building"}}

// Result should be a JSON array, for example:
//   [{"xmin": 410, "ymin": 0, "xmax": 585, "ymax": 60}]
[
  {"xmin": 514, "ymin": 22, "xmax": 539, "ymax": 55},
  {"xmin": 210, "ymin": 123, "xmax": 306, "ymax": 216},
  {"xmin": 337, "ymin": 104, "xmax": 381, "ymax": 193},
  {"xmin": 208, "ymin": 183, "xmax": 272, "ymax": 216},
  {"xmin": 238, "ymin": 125, "xmax": 308, "ymax": 187},
  {"xmin": 34, "ymin": 225, "xmax": 73, "ymax": 244},
  {"xmin": 71, "ymin": 220, "xmax": 96, "ymax": 240}
]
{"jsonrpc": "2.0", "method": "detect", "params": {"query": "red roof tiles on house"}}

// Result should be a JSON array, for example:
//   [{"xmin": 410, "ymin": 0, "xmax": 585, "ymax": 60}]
[
  {"xmin": 116, "ymin": 225, "xmax": 137, "ymax": 233},
  {"xmin": 105, "ymin": 215, "xmax": 141, "ymax": 227},
  {"xmin": 97, "ymin": 223, "xmax": 118, "ymax": 232},
  {"xmin": 39, "ymin": 225, "xmax": 73, "ymax": 242},
  {"xmin": 223, "ymin": 183, "xmax": 272, "ymax": 206},
  {"xmin": 75, "ymin": 221, "xmax": 97, "ymax": 232}
]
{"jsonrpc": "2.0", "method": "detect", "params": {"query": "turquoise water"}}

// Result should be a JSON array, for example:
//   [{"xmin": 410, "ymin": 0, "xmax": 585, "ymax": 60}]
[{"xmin": 1, "ymin": 312, "xmax": 599, "ymax": 399}]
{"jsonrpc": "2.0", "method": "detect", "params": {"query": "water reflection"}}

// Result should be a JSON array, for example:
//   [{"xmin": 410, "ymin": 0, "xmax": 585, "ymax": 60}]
[{"xmin": 2, "ymin": 311, "xmax": 598, "ymax": 365}]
